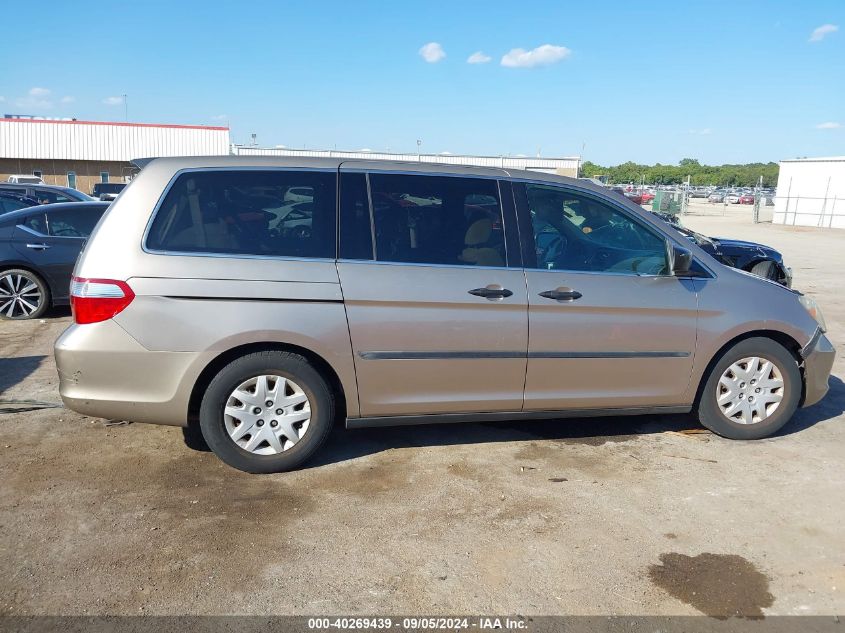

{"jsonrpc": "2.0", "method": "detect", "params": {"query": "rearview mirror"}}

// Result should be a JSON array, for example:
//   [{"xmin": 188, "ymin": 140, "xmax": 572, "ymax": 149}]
[{"xmin": 671, "ymin": 244, "xmax": 693, "ymax": 276}]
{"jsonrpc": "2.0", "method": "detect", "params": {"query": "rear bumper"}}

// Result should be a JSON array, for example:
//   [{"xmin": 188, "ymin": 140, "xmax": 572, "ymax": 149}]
[
  {"xmin": 802, "ymin": 331, "xmax": 835, "ymax": 408},
  {"xmin": 54, "ymin": 320, "xmax": 204, "ymax": 426}
]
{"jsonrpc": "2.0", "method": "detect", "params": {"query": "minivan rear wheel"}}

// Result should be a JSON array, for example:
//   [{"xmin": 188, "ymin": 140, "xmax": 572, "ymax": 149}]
[
  {"xmin": 698, "ymin": 337, "xmax": 801, "ymax": 440},
  {"xmin": 199, "ymin": 350, "xmax": 335, "ymax": 473}
]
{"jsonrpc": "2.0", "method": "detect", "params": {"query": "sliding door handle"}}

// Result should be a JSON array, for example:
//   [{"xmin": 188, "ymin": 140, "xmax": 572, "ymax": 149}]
[
  {"xmin": 469, "ymin": 286, "xmax": 513, "ymax": 300},
  {"xmin": 26, "ymin": 243, "xmax": 51, "ymax": 250},
  {"xmin": 539, "ymin": 288, "xmax": 582, "ymax": 301}
]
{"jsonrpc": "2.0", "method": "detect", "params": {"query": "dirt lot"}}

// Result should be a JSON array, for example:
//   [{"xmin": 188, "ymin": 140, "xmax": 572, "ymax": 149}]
[{"xmin": 1, "ymin": 210, "xmax": 843, "ymax": 617}]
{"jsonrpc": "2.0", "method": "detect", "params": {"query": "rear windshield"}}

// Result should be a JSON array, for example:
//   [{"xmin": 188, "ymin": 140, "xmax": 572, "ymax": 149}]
[
  {"xmin": 146, "ymin": 170, "xmax": 337, "ymax": 258},
  {"xmin": 95, "ymin": 183, "xmax": 126, "ymax": 193}
]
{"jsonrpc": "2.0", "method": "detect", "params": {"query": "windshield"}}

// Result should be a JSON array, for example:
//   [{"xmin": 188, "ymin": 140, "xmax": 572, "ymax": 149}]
[{"xmin": 95, "ymin": 183, "xmax": 125, "ymax": 193}]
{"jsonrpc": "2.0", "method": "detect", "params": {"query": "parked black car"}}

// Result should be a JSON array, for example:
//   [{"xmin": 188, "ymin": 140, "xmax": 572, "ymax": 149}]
[
  {"xmin": 0, "ymin": 183, "xmax": 94, "ymax": 204},
  {"xmin": 0, "ymin": 202, "xmax": 110, "ymax": 319},
  {"xmin": 91, "ymin": 182, "xmax": 126, "ymax": 201},
  {"xmin": 0, "ymin": 192, "xmax": 40, "ymax": 215},
  {"xmin": 652, "ymin": 212, "xmax": 792, "ymax": 287}
]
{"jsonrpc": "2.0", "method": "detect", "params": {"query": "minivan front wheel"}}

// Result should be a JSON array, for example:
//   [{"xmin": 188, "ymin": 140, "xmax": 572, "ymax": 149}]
[
  {"xmin": 698, "ymin": 337, "xmax": 801, "ymax": 439},
  {"xmin": 199, "ymin": 351, "xmax": 335, "ymax": 473}
]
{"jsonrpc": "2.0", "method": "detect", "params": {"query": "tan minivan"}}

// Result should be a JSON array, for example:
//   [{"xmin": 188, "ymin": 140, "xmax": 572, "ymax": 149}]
[{"xmin": 55, "ymin": 157, "xmax": 835, "ymax": 473}]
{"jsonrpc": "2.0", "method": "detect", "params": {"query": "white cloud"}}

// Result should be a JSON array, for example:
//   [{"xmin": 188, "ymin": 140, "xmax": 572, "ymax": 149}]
[
  {"xmin": 809, "ymin": 24, "xmax": 838, "ymax": 42},
  {"xmin": 688, "ymin": 128, "xmax": 713, "ymax": 135},
  {"xmin": 816, "ymin": 121, "xmax": 842, "ymax": 129},
  {"xmin": 60, "ymin": 96, "xmax": 75, "ymax": 103},
  {"xmin": 419, "ymin": 42, "xmax": 446, "ymax": 63},
  {"xmin": 501, "ymin": 44, "xmax": 571, "ymax": 68},
  {"xmin": 102, "ymin": 96, "xmax": 124, "ymax": 106},
  {"xmin": 16, "ymin": 87, "xmax": 53, "ymax": 109},
  {"xmin": 467, "ymin": 51, "xmax": 491, "ymax": 64}
]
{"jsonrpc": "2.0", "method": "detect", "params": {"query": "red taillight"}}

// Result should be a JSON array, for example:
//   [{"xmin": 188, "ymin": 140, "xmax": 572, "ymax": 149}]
[{"xmin": 70, "ymin": 277, "xmax": 135, "ymax": 324}]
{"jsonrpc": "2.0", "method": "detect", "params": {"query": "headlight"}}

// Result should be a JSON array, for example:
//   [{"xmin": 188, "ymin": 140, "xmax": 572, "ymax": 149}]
[{"xmin": 799, "ymin": 295, "xmax": 827, "ymax": 332}]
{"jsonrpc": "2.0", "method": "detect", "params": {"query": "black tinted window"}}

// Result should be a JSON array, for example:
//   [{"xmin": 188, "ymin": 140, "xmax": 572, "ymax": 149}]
[
  {"xmin": 46, "ymin": 206, "xmax": 105, "ymax": 238},
  {"xmin": 23, "ymin": 212, "xmax": 47, "ymax": 235},
  {"xmin": 521, "ymin": 184, "xmax": 667, "ymax": 275},
  {"xmin": 33, "ymin": 189, "xmax": 74, "ymax": 204},
  {"xmin": 369, "ymin": 174, "xmax": 505, "ymax": 267},
  {"xmin": 147, "ymin": 170, "xmax": 337, "ymax": 258},
  {"xmin": 0, "ymin": 198, "xmax": 32, "ymax": 214},
  {"xmin": 339, "ymin": 172, "xmax": 373, "ymax": 260}
]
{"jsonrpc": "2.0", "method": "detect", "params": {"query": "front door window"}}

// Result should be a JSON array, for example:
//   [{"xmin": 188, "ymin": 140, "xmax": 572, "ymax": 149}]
[{"xmin": 521, "ymin": 183, "xmax": 667, "ymax": 275}]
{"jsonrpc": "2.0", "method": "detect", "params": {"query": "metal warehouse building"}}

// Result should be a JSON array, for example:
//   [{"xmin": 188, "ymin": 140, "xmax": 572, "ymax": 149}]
[
  {"xmin": 0, "ymin": 117, "xmax": 230, "ymax": 195},
  {"xmin": 233, "ymin": 146, "xmax": 581, "ymax": 176},
  {"xmin": 774, "ymin": 156, "xmax": 845, "ymax": 229}
]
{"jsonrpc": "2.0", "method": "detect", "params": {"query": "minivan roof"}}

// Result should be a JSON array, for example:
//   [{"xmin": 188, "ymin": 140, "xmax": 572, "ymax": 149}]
[{"xmin": 142, "ymin": 155, "xmax": 601, "ymax": 194}]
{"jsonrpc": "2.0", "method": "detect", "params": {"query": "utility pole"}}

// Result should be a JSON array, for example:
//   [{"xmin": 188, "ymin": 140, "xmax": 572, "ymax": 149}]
[
  {"xmin": 417, "ymin": 139, "xmax": 422, "ymax": 161},
  {"xmin": 122, "ymin": 94, "xmax": 128, "ymax": 122}
]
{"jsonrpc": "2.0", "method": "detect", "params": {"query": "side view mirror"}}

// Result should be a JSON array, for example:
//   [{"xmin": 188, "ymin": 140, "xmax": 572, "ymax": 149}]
[{"xmin": 671, "ymin": 244, "xmax": 693, "ymax": 276}]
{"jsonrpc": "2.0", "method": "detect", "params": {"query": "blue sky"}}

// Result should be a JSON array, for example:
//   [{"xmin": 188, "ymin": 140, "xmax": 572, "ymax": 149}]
[{"xmin": 1, "ymin": 0, "xmax": 842, "ymax": 165}]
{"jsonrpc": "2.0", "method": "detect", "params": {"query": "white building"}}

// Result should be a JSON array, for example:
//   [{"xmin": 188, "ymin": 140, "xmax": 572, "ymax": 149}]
[
  {"xmin": 232, "ymin": 146, "xmax": 581, "ymax": 177},
  {"xmin": 774, "ymin": 156, "xmax": 845, "ymax": 229},
  {"xmin": 0, "ymin": 117, "xmax": 230, "ymax": 193}
]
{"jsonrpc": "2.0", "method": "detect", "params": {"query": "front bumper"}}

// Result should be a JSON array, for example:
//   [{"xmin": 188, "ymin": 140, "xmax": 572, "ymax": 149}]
[{"xmin": 802, "ymin": 331, "xmax": 835, "ymax": 408}]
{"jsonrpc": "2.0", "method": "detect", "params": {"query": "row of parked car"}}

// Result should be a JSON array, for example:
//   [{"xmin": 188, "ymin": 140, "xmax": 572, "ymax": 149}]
[{"xmin": 0, "ymin": 183, "xmax": 111, "ymax": 319}]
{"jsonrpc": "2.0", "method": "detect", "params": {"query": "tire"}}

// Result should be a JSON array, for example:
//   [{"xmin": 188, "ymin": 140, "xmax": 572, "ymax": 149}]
[
  {"xmin": 698, "ymin": 337, "xmax": 801, "ymax": 440},
  {"xmin": 750, "ymin": 260, "xmax": 779, "ymax": 282},
  {"xmin": 0, "ymin": 269, "xmax": 50, "ymax": 320},
  {"xmin": 199, "ymin": 350, "xmax": 335, "ymax": 473}
]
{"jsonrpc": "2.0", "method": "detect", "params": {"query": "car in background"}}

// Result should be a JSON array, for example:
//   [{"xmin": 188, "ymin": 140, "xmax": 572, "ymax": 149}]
[
  {"xmin": 726, "ymin": 193, "xmax": 742, "ymax": 204},
  {"xmin": 0, "ymin": 183, "xmax": 95, "ymax": 205},
  {"xmin": 651, "ymin": 211, "xmax": 791, "ymax": 287},
  {"xmin": 739, "ymin": 194, "xmax": 755, "ymax": 205},
  {"xmin": 0, "ymin": 192, "xmax": 40, "ymax": 215},
  {"xmin": 640, "ymin": 191, "xmax": 655, "ymax": 204},
  {"xmin": 688, "ymin": 188, "xmax": 708, "ymax": 198},
  {"xmin": 0, "ymin": 202, "xmax": 110, "ymax": 319},
  {"xmin": 708, "ymin": 191, "xmax": 726, "ymax": 203},
  {"xmin": 91, "ymin": 182, "xmax": 126, "ymax": 201},
  {"xmin": 623, "ymin": 191, "xmax": 643, "ymax": 204},
  {"xmin": 6, "ymin": 175, "xmax": 44, "ymax": 184}
]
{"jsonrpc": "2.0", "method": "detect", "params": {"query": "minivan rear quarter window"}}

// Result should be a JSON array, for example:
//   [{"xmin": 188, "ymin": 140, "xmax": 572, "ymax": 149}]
[
  {"xmin": 369, "ymin": 173, "xmax": 506, "ymax": 267},
  {"xmin": 146, "ymin": 170, "xmax": 337, "ymax": 258}
]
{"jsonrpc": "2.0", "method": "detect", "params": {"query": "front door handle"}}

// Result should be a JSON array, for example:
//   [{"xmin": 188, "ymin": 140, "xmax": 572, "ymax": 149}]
[
  {"xmin": 539, "ymin": 288, "xmax": 582, "ymax": 301},
  {"xmin": 26, "ymin": 243, "xmax": 51, "ymax": 250},
  {"xmin": 469, "ymin": 286, "xmax": 514, "ymax": 300}
]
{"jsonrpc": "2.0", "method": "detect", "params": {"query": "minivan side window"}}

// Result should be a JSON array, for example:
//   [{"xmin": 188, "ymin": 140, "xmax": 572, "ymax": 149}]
[
  {"xmin": 518, "ymin": 183, "xmax": 667, "ymax": 275},
  {"xmin": 368, "ymin": 173, "xmax": 506, "ymax": 267},
  {"xmin": 146, "ymin": 170, "xmax": 337, "ymax": 259}
]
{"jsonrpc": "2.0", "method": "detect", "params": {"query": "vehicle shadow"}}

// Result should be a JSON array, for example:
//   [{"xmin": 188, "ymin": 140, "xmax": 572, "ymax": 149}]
[
  {"xmin": 777, "ymin": 374, "xmax": 845, "ymax": 436},
  {"xmin": 306, "ymin": 412, "xmax": 701, "ymax": 469},
  {"xmin": 0, "ymin": 355, "xmax": 46, "ymax": 395},
  {"xmin": 180, "ymin": 375, "xmax": 845, "ymax": 467}
]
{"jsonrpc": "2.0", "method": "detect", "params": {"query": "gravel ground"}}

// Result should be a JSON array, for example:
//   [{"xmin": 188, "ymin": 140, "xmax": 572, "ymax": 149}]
[{"xmin": 0, "ymin": 210, "xmax": 843, "ymax": 617}]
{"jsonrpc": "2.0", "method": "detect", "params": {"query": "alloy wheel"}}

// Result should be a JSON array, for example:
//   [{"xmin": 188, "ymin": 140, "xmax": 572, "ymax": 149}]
[{"xmin": 0, "ymin": 273, "xmax": 43, "ymax": 319}]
